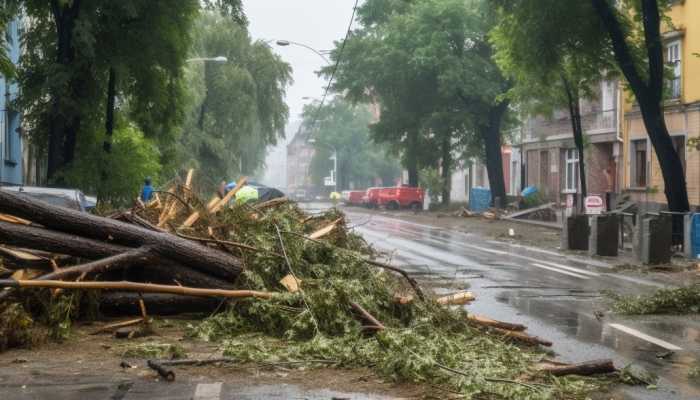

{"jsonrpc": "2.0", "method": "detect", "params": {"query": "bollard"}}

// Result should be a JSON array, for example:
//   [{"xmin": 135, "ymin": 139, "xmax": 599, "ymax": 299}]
[
  {"xmin": 567, "ymin": 215, "xmax": 590, "ymax": 251},
  {"xmin": 589, "ymin": 215, "xmax": 619, "ymax": 257},
  {"xmin": 639, "ymin": 215, "xmax": 672, "ymax": 265}
]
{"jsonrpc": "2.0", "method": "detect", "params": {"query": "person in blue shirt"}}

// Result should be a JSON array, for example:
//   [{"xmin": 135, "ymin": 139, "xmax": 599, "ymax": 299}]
[{"xmin": 141, "ymin": 177, "xmax": 154, "ymax": 202}]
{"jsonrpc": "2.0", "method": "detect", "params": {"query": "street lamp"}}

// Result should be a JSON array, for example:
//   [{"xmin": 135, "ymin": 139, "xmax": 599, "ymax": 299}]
[
  {"xmin": 186, "ymin": 56, "xmax": 228, "ymax": 63},
  {"xmin": 308, "ymin": 138, "xmax": 338, "ymax": 193},
  {"xmin": 275, "ymin": 40, "xmax": 331, "ymax": 65}
]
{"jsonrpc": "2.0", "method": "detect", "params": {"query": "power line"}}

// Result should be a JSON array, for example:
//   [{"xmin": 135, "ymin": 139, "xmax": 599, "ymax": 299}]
[{"xmin": 306, "ymin": 0, "xmax": 360, "ymax": 134}]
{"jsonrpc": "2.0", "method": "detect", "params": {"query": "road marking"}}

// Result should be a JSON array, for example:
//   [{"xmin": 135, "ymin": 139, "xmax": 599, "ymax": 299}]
[
  {"xmin": 464, "ymin": 244, "xmax": 509, "ymax": 256},
  {"xmin": 194, "ymin": 383, "xmax": 222, "ymax": 400},
  {"xmin": 530, "ymin": 263, "xmax": 591, "ymax": 279},
  {"xmin": 608, "ymin": 323, "xmax": 682, "ymax": 351},
  {"xmin": 537, "ymin": 260, "xmax": 601, "ymax": 277}
]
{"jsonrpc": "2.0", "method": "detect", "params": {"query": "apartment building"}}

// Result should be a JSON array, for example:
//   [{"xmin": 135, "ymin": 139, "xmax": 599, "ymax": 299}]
[
  {"xmin": 622, "ymin": 0, "xmax": 700, "ymax": 208},
  {"xmin": 0, "ymin": 17, "xmax": 22, "ymax": 185}
]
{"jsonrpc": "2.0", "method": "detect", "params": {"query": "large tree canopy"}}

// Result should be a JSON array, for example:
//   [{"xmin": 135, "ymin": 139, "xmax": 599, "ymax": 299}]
[{"xmin": 176, "ymin": 13, "xmax": 292, "ymax": 186}]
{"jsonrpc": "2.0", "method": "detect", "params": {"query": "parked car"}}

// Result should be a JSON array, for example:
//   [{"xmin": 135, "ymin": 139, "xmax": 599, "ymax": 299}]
[
  {"xmin": 342, "ymin": 190, "xmax": 365, "ymax": 206},
  {"xmin": 0, "ymin": 185, "xmax": 93, "ymax": 212},
  {"xmin": 362, "ymin": 187, "xmax": 382, "ymax": 209},
  {"xmin": 378, "ymin": 186, "xmax": 424, "ymax": 210}
]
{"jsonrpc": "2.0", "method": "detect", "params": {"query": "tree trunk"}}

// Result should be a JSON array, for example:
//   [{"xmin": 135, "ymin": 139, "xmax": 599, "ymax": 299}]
[
  {"xmin": 480, "ymin": 100, "xmax": 509, "ymax": 208},
  {"xmin": 0, "ymin": 221, "xmax": 131, "ymax": 259},
  {"xmin": 37, "ymin": 247, "xmax": 153, "ymax": 281},
  {"xmin": 47, "ymin": 0, "xmax": 82, "ymax": 180},
  {"xmin": 591, "ymin": 0, "xmax": 689, "ymax": 213},
  {"xmin": 441, "ymin": 131, "xmax": 452, "ymax": 206},
  {"xmin": 0, "ymin": 191, "xmax": 243, "ymax": 280},
  {"xmin": 406, "ymin": 129, "xmax": 419, "ymax": 187},
  {"xmin": 562, "ymin": 75, "xmax": 588, "ymax": 206},
  {"xmin": 100, "ymin": 293, "xmax": 222, "ymax": 316},
  {"xmin": 100, "ymin": 66, "xmax": 117, "ymax": 198}
]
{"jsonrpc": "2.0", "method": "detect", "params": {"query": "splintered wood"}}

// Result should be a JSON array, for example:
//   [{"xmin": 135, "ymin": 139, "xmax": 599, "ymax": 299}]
[
  {"xmin": 181, "ymin": 176, "xmax": 248, "ymax": 228},
  {"xmin": 280, "ymin": 274, "xmax": 302, "ymax": 293},
  {"xmin": 308, "ymin": 218, "xmax": 343, "ymax": 240},
  {"xmin": 436, "ymin": 291, "xmax": 475, "ymax": 305}
]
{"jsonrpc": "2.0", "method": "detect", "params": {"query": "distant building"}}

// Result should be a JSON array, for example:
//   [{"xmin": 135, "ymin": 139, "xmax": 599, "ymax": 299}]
[
  {"xmin": 0, "ymin": 17, "xmax": 23, "ymax": 185},
  {"xmin": 286, "ymin": 123, "xmax": 315, "ymax": 196},
  {"xmin": 516, "ymin": 79, "xmax": 620, "ymax": 207}
]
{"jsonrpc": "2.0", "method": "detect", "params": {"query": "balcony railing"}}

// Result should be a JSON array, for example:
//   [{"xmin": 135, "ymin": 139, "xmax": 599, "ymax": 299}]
[{"xmin": 526, "ymin": 109, "xmax": 617, "ymax": 141}]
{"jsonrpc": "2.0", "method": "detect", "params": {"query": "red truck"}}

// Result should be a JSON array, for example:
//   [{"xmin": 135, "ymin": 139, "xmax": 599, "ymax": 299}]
[
  {"xmin": 377, "ymin": 186, "xmax": 425, "ymax": 210},
  {"xmin": 362, "ymin": 187, "xmax": 382, "ymax": 208},
  {"xmin": 342, "ymin": 190, "xmax": 365, "ymax": 206}
]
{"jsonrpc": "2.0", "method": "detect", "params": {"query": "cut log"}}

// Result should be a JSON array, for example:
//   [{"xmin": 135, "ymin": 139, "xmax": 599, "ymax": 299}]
[
  {"xmin": 0, "ymin": 246, "xmax": 52, "ymax": 271},
  {"xmin": 37, "ymin": 247, "xmax": 155, "ymax": 281},
  {"xmin": 437, "ymin": 291, "xmax": 475, "ymax": 305},
  {"xmin": 492, "ymin": 327, "xmax": 552, "ymax": 347},
  {"xmin": 144, "ymin": 263, "xmax": 235, "ymax": 290},
  {"xmin": 536, "ymin": 359, "xmax": 616, "ymax": 376},
  {"xmin": 308, "ymin": 218, "xmax": 342, "ymax": 240},
  {"xmin": 468, "ymin": 315, "xmax": 527, "ymax": 332},
  {"xmin": 0, "ymin": 191, "xmax": 243, "ymax": 280},
  {"xmin": 100, "ymin": 293, "xmax": 222, "ymax": 316},
  {"xmin": 0, "ymin": 221, "xmax": 131, "ymax": 259},
  {"xmin": 0, "ymin": 279, "xmax": 274, "ymax": 300}
]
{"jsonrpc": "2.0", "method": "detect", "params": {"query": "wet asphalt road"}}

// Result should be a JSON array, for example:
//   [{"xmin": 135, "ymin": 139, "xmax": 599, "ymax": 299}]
[
  {"xmin": 335, "ymin": 205, "xmax": 700, "ymax": 400},
  {"xmin": 2, "ymin": 203, "xmax": 699, "ymax": 399}
]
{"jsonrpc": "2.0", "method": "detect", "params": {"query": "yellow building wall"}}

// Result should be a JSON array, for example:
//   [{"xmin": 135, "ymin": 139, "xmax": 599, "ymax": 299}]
[
  {"xmin": 621, "ymin": 1, "xmax": 700, "ymax": 205},
  {"xmin": 667, "ymin": 0, "xmax": 700, "ymax": 104}
]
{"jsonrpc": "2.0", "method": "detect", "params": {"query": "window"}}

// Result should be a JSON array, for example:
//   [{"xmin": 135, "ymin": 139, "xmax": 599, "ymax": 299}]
[
  {"xmin": 564, "ymin": 149, "xmax": 579, "ymax": 193},
  {"xmin": 672, "ymin": 135, "xmax": 686, "ymax": 173},
  {"xmin": 631, "ymin": 139, "xmax": 648, "ymax": 188},
  {"xmin": 4, "ymin": 109, "xmax": 18, "ymax": 162},
  {"xmin": 666, "ymin": 41, "xmax": 682, "ymax": 99}
]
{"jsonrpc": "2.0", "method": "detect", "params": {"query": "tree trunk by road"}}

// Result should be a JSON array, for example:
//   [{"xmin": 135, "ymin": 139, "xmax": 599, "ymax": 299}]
[
  {"xmin": 406, "ymin": 128, "xmax": 419, "ymax": 187},
  {"xmin": 591, "ymin": 0, "xmax": 689, "ymax": 213},
  {"xmin": 100, "ymin": 66, "xmax": 117, "ymax": 197},
  {"xmin": 441, "ymin": 131, "xmax": 452, "ymax": 206},
  {"xmin": 47, "ymin": 0, "xmax": 83, "ymax": 180},
  {"xmin": 562, "ymin": 75, "xmax": 588, "ymax": 207},
  {"xmin": 0, "ymin": 191, "xmax": 243, "ymax": 280},
  {"xmin": 480, "ymin": 100, "xmax": 509, "ymax": 208}
]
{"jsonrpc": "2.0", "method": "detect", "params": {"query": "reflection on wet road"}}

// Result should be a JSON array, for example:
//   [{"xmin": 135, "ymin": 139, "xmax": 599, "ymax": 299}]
[{"xmin": 339, "ymin": 206, "xmax": 700, "ymax": 400}]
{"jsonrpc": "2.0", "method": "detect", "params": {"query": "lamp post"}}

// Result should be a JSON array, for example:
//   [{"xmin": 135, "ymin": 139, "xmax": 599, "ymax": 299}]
[
  {"xmin": 185, "ymin": 56, "xmax": 228, "ymax": 63},
  {"xmin": 308, "ymin": 138, "xmax": 338, "ymax": 193},
  {"xmin": 274, "ymin": 40, "xmax": 331, "ymax": 65}
]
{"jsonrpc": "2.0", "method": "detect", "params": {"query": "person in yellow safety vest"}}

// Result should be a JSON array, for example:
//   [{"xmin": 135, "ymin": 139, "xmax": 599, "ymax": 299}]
[
  {"xmin": 235, "ymin": 185, "xmax": 259, "ymax": 204},
  {"xmin": 330, "ymin": 191, "xmax": 341, "ymax": 205}
]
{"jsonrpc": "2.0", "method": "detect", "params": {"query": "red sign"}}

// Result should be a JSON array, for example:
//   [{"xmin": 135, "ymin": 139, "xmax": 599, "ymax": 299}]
[{"xmin": 584, "ymin": 196, "xmax": 604, "ymax": 215}]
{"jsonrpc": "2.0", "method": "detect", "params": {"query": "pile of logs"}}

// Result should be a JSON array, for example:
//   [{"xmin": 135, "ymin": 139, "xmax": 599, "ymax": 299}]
[{"xmin": 0, "ymin": 175, "xmax": 269, "ymax": 314}]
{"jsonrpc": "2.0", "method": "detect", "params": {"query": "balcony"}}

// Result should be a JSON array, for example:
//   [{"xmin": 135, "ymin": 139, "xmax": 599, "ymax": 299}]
[{"xmin": 525, "ymin": 109, "xmax": 617, "ymax": 142}]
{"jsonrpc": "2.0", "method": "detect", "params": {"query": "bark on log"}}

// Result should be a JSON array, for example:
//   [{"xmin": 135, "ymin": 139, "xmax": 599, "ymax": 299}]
[
  {"xmin": 143, "ymin": 264, "xmax": 235, "ymax": 289},
  {"xmin": 0, "ymin": 279, "xmax": 273, "ymax": 299},
  {"xmin": 0, "ymin": 191, "xmax": 242, "ymax": 280},
  {"xmin": 37, "ymin": 247, "xmax": 154, "ymax": 281},
  {"xmin": 0, "ymin": 221, "xmax": 131, "ymax": 259},
  {"xmin": 100, "ymin": 293, "xmax": 222, "ymax": 316},
  {"xmin": 468, "ymin": 315, "xmax": 527, "ymax": 332},
  {"xmin": 537, "ymin": 359, "xmax": 616, "ymax": 376},
  {"xmin": 492, "ymin": 327, "xmax": 552, "ymax": 347}
]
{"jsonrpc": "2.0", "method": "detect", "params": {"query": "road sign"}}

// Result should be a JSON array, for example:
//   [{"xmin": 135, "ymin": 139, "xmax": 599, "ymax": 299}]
[{"xmin": 585, "ymin": 195, "xmax": 604, "ymax": 215}]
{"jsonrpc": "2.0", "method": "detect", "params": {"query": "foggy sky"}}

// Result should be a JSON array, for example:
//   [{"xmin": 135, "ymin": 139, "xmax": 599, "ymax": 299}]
[
  {"xmin": 243, "ymin": 0, "xmax": 360, "ymax": 122},
  {"xmin": 245, "ymin": 1, "xmax": 360, "ymax": 188}
]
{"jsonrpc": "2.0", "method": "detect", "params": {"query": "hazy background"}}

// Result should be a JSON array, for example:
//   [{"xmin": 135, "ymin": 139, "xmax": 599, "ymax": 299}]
[{"xmin": 243, "ymin": 0, "xmax": 360, "ymax": 188}]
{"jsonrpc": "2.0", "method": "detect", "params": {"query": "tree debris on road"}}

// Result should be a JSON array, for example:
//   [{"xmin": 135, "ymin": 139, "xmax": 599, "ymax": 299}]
[{"xmin": 0, "ymin": 171, "xmax": 623, "ymax": 398}]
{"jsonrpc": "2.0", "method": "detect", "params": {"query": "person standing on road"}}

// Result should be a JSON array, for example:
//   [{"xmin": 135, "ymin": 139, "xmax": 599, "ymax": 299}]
[{"xmin": 141, "ymin": 177, "xmax": 154, "ymax": 202}]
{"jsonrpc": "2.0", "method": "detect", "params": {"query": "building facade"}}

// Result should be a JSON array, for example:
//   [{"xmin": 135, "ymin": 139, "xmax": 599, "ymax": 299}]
[
  {"xmin": 519, "ymin": 79, "xmax": 621, "ymax": 206},
  {"xmin": 0, "ymin": 17, "xmax": 22, "ymax": 185},
  {"xmin": 286, "ymin": 124, "xmax": 315, "ymax": 196},
  {"xmin": 621, "ymin": 0, "xmax": 700, "ymax": 208}
]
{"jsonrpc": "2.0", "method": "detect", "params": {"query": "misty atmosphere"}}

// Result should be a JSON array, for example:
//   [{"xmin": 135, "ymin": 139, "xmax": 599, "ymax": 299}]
[{"xmin": 1, "ymin": 1, "xmax": 700, "ymax": 399}]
